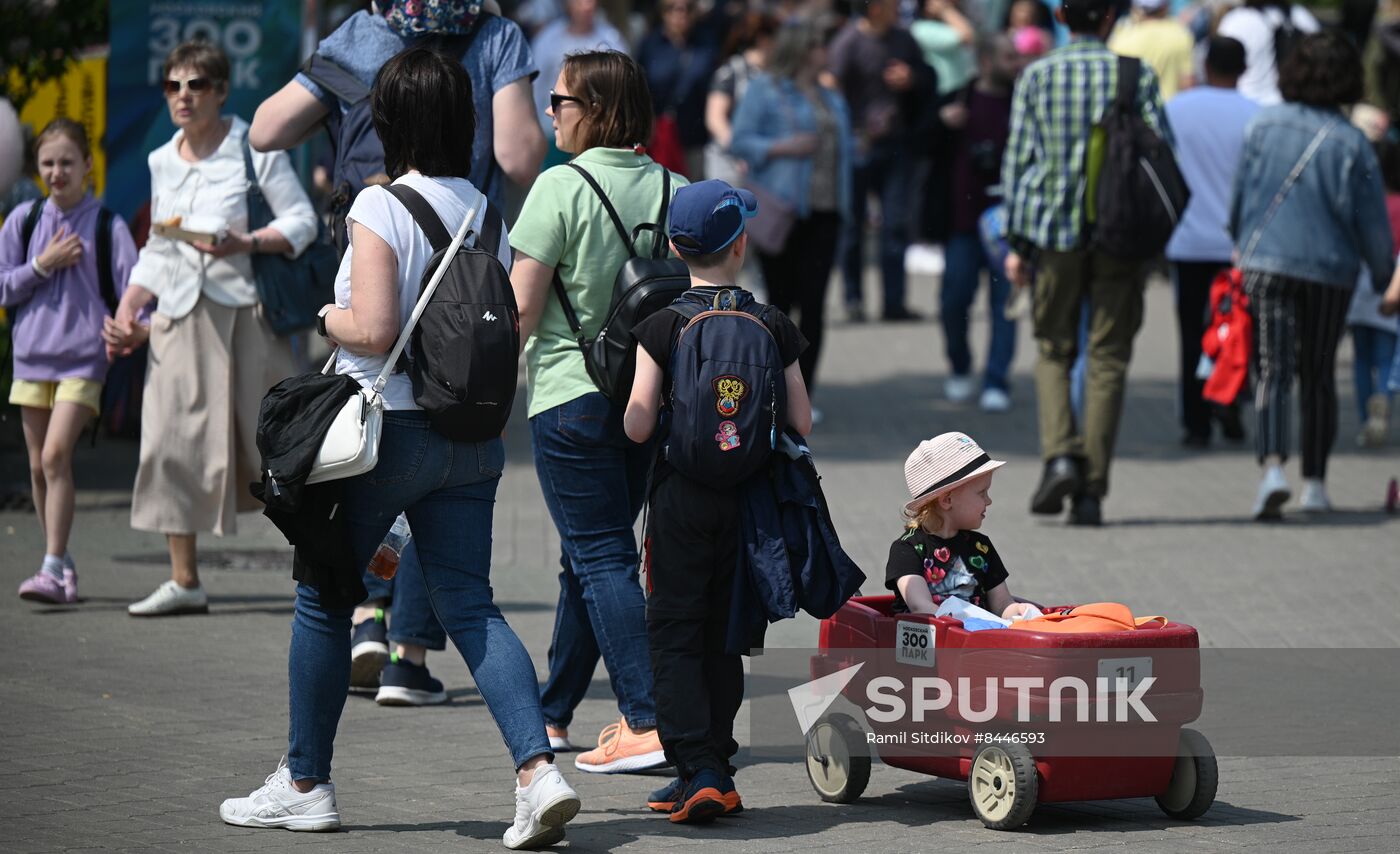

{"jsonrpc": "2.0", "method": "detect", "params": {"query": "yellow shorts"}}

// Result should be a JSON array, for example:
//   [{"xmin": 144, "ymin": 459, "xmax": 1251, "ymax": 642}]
[{"xmin": 9, "ymin": 378, "xmax": 103, "ymax": 417}]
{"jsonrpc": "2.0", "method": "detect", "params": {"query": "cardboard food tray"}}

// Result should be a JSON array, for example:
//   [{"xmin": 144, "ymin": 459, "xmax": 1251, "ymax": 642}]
[{"xmin": 152, "ymin": 222, "xmax": 225, "ymax": 244}]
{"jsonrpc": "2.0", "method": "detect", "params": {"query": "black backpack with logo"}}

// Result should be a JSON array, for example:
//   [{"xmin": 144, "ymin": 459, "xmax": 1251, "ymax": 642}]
[
  {"xmin": 385, "ymin": 184, "xmax": 519, "ymax": 442},
  {"xmin": 301, "ymin": 24, "xmax": 483, "ymax": 255},
  {"xmin": 1090, "ymin": 56, "xmax": 1190, "ymax": 260},
  {"xmin": 665, "ymin": 289, "xmax": 787, "ymax": 490},
  {"xmin": 551, "ymin": 163, "xmax": 690, "ymax": 402}
]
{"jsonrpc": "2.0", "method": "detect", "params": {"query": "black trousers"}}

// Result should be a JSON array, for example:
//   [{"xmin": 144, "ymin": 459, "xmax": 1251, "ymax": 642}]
[
  {"xmin": 758, "ymin": 210, "xmax": 841, "ymax": 393},
  {"xmin": 645, "ymin": 471, "xmax": 744, "ymax": 779},
  {"xmin": 1244, "ymin": 271, "xmax": 1352, "ymax": 478},
  {"xmin": 1172, "ymin": 260, "xmax": 1230, "ymax": 438}
]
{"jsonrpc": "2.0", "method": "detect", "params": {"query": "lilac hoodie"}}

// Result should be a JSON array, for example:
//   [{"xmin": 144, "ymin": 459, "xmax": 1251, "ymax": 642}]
[{"xmin": 0, "ymin": 194, "xmax": 138, "ymax": 382}]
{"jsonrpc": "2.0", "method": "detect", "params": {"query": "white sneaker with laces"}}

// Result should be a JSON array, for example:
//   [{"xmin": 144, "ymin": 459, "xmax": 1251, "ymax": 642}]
[
  {"xmin": 944, "ymin": 375, "xmax": 975, "ymax": 404},
  {"xmin": 503, "ymin": 762, "xmax": 580, "ymax": 850},
  {"xmin": 219, "ymin": 758, "xmax": 341, "ymax": 832},
  {"xmin": 979, "ymin": 388, "xmax": 1012, "ymax": 412},
  {"xmin": 1298, "ymin": 479, "xmax": 1331, "ymax": 513},
  {"xmin": 128, "ymin": 580, "xmax": 208, "ymax": 617},
  {"xmin": 1252, "ymin": 465, "xmax": 1290, "ymax": 521}
]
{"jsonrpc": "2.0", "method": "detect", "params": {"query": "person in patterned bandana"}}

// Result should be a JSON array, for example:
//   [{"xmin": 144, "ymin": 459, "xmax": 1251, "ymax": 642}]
[{"xmin": 884, "ymin": 432, "xmax": 1032, "ymax": 618}]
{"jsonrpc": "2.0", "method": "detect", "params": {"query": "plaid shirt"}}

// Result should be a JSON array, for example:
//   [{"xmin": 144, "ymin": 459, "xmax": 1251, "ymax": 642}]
[{"xmin": 1002, "ymin": 38, "xmax": 1172, "ymax": 253}]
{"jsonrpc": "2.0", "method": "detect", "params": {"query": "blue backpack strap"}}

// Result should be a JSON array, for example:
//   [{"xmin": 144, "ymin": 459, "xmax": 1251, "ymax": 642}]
[{"xmin": 300, "ymin": 52, "xmax": 370, "ymax": 106}]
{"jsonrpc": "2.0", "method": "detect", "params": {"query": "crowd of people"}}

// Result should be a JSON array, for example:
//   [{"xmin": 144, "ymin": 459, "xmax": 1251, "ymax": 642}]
[{"xmin": 3, "ymin": 0, "xmax": 1400, "ymax": 848}]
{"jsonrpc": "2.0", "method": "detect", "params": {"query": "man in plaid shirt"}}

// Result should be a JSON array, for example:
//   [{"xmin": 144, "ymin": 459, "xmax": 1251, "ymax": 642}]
[{"xmin": 1001, "ymin": 0, "xmax": 1171, "ymax": 526}]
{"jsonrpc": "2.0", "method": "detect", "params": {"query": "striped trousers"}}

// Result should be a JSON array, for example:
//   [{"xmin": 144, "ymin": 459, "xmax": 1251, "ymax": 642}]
[{"xmin": 1244, "ymin": 271, "xmax": 1351, "ymax": 479}]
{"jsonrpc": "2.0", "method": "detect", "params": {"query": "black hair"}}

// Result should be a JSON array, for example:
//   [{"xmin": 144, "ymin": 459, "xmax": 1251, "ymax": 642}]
[
  {"xmin": 1059, "ymin": 0, "xmax": 1115, "ymax": 34},
  {"xmin": 1204, "ymin": 36, "xmax": 1247, "ymax": 80},
  {"xmin": 1278, "ymin": 32, "xmax": 1365, "ymax": 109},
  {"xmin": 371, "ymin": 47, "xmax": 476, "ymax": 179}
]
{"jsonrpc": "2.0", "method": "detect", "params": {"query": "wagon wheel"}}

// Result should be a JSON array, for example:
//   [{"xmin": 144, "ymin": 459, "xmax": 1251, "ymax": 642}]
[
  {"xmin": 806, "ymin": 714, "xmax": 871, "ymax": 803},
  {"xmin": 1156, "ymin": 728, "xmax": 1218, "ymax": 820},
  {"xmin": 968, "ymin": 742, "xmax": 1038, "ymax": 830}
]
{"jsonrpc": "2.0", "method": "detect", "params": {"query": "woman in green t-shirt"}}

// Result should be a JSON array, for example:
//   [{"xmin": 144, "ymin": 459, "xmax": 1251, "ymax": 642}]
[{"xmin": 509, "ymin": 50, "xmax": 683, "ymax": 774}]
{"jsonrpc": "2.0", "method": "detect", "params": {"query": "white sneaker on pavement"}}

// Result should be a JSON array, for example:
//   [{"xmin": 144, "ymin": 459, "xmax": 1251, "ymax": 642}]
[
  {"xmin": 128, "ymin": 580, "xmax": 208, "ymax": 617},
  {"xmin": 944, "ymin": 375, "xmax": 975, "ymax": 404},
  {"xmin": 1252, "ymin": 465, "xmax": 1290, "ymax": 521},
  {"xmin": 219, "ymin": 758, "xmax": 341, "ymax": 832},
  {"xmin": 1298, "ymin": 479, "xmax": 1331, "ymax": 513},
  {"xmin": 979, "ymin": 388, "xmax": 1012, "ymax": 412},
  {"xmin": 503, "ymin": 762, "xmax": 580, "ymax": 850}
]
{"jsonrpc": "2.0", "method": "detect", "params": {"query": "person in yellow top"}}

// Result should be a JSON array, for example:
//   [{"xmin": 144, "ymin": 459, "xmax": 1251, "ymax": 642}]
[{"xmin": 1108, "ymin": 0, "xmax": 1196, "ymax": 100}]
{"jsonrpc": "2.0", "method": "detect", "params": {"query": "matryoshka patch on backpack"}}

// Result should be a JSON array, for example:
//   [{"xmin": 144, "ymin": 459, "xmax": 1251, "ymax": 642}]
[{"xmin": 713, "ymin": 376, "xmax": 747, "ymax": 417}]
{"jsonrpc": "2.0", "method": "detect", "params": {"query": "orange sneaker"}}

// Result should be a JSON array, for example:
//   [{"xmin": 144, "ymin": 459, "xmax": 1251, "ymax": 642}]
[{"xmin": 574, "ymin": 718, "xmax": 668, "ymax": 774}]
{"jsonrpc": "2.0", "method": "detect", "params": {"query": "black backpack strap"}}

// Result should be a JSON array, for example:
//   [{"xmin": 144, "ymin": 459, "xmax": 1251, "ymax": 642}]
[
  {"xmin": 1114, "ymin": 56, "xmax": 1141, "ymax": 113},
  {"xmin": 550, "ymin": 273, "xmax": 589, "ymax": 351},
  {"xmin": 96, "ymin": 208, "xmax": 117, "ymax": 314},
  {"xmin": 300, "ymin": 52, "xmax": 371, "ymax": 106},
  {"xmin": 21, "ymin": 197, "xmax": 45, "ymax": 255},
  {"xmin": 478, "ymin": 201, "xmax": 504, "ymax": 257},
  {"xmin": 650, "ymin": 168, "xmax": 672, "ymax": 260},
  {"xmin": 385, "ymin": 184, "xmax": 452, "ymax": 253},
  {"xmin": 567, "ymin": 163, "xmax": 637, "ymax": 257}
]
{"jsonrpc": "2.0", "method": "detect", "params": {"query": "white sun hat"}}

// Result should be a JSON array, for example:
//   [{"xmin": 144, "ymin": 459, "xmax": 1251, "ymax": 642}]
[{"xmin": 903, "ymin": 432, "xmax": 1006, "ymax": 516}]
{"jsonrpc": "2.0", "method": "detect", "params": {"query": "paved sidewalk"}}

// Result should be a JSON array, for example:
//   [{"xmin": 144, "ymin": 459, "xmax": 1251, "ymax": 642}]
[{"xmin": 2, "ymin": 274, "xmax": 1398, "ymax": 852}]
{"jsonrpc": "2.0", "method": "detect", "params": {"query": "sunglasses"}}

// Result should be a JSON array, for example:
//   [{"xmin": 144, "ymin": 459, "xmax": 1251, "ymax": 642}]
[
  {"xmin": 549, "ymin": 90, "xmax": 586, "ymax": 113},
  {"xmin": 163, "ymin": 76, "xmax": 213, "ymax": 95}
]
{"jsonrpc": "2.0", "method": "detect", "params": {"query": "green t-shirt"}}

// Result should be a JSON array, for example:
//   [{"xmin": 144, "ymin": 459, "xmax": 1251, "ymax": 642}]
[{"xmin": 510, "ymin": 147, "xmax": 688, "ymax": 417}]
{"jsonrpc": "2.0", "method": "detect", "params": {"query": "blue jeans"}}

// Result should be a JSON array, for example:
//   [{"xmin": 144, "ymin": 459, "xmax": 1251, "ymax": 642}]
[
  {"xmin": 841, "ymin": 139, "xmax": 913, "ymax": 315},
  {"xmin": 362, "ymin": 540, "xmax": 447, "ymax": 650},
  {"xmin": 531, "ymin": 392, "xmax": 656, "ymax": 731},
  {"xmin": 940, "ymin": 231, "xmax": 1016, "ymax": 392},
  {"xmin": 288, "ymin": 412, "xmax": 550, "ymax": 781},
  {"xmin": 1352, "ymin": 325, "xmax": 1398, "ymax": 420}
]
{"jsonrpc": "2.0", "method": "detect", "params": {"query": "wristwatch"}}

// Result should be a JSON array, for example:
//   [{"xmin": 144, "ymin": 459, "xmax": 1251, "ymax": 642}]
[{"xmin": 316, "ymin": 305, "xmax": 333, "ymax": 339}]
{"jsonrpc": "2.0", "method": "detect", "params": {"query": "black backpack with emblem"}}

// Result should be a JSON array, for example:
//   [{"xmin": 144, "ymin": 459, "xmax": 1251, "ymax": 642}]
[
  {"xmin": 664, "ymin": 289, "xmax": 787, "ymax": 490},
  {"xmin": 385, "ymin": 184, "xmax": 518, "ymax": 442}
]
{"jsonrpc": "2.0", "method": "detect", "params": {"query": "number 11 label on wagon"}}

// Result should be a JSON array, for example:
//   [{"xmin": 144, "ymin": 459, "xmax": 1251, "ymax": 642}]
[{"xmin": 896, "ymin": 620, "xmax": 936, "ymax": 668}]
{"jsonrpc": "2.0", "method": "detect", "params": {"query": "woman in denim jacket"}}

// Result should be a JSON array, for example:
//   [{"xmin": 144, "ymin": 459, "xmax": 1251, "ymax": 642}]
[
  {"xmin": 1228, "ymin": 32, "xmax": 1396, "ymax": 520},
  {"xmin": 730, "ymin": 20, "xmax": 853, "ymax": 397}
]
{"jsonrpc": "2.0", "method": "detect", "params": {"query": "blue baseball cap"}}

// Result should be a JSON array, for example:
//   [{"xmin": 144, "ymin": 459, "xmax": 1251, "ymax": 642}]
[{"xmin": 667, "ymin": 180, "xmax": 758, "ymax": 256}]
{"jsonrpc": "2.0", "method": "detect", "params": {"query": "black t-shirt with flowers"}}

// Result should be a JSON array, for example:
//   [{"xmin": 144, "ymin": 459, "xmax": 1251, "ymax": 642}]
[{"xmin": 884, "ymin": 527, "xmax": 1009, "ymax": 614}]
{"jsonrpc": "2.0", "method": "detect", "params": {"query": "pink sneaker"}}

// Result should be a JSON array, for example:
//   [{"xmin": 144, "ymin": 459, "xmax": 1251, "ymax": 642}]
[{"xmin": 18, "ymin": 568, "xmax": 77, "ymax": 604}]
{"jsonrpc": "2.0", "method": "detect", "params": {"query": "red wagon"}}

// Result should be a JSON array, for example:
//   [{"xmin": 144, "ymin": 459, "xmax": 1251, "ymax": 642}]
[{"xmin": 805, "ymin": 595, "xmax": 1217, "ymax": 829}]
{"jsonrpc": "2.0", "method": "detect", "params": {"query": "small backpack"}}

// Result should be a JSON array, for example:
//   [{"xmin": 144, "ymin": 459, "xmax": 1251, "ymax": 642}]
[
  {"xmin": 551, "ymin": 163, "xmax": 691, "ymax": 401},
  {"xmin": 22, "ymin": 198, "xmax": 117, "ymax": 313},
  {"xmin": 385, "ymin": 184, "xmax": 519, "ymax": 442},
  {"xmin": 665, "ymin": 289, "xmax": 787, "ymax": 490},
  {"xmin": 301, "ymin": 25, "xmax": 482, "ymax": 255},
  {"xmin": 1088, "ymin": 56, "xmax": 1190, "ymax": 260}
]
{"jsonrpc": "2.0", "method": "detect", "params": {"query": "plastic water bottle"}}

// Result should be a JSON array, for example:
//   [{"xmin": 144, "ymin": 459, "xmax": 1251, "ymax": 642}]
[{"xmin": 367, "ymin": 514, "xmax": 411, "ymax": 581}]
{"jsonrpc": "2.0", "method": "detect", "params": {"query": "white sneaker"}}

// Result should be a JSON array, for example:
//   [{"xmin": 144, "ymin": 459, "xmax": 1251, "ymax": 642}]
[
  {"xmin": 944, "ymin": 375, "xmax": 976, "ymax": 404},
  {"xmin": 503, "ymin": 763, "xmax": 580, "ymax": 850},
  {"xmin": 219, "ymin": 758, "xmax": 341, "ymax": 832},
  {"xmin": 905, "ymin": 243, "xmax": 945, "ymax": 276},
  {"xmin": 1252, "ymin": 465, "xmax": 1290, "ymax": 521},
  {"xmin": 1361, "ymin": 393, "xmax": 1390, "ymax": 447},
  {"xmin": 128, "ymin": 580, "xmax": 208, "ymax": 617},
  {"xmin": 979, "ymin": 388, "xmax": 1012, "ymax": 412},
  {"xmin": 1298, "ymin": 479, "xmax": 1331, "ymax": 513}
]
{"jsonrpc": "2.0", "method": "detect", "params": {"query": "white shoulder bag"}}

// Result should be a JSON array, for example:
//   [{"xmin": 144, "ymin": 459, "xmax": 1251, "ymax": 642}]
[{"xmin": 306, "ymin": 199, "xmax": 481, "ymax": 484}]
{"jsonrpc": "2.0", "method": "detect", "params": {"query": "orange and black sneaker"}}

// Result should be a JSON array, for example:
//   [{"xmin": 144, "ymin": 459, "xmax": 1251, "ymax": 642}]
[
  {"xmin": 647, "ymin": 777, "xmax": 685, "ymax": 812},
  {"xmin": 668, "ymin": 770, "xmax": 740, "ymax": 823}
]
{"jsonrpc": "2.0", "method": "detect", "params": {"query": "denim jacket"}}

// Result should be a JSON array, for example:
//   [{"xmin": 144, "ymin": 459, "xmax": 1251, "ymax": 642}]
[
  {"xmin": 1229, "ymin": 103, "xmax": 1395, "ymax": 289},
  {"xmin": 729, "ymin": 73, "xmax": 854, "ymax": 221}
]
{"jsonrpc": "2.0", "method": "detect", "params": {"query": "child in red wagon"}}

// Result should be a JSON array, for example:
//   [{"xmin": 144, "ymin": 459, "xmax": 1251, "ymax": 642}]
[{"xmin": 887, "ymin": 432, "xmax": 1032, "ymax": 618}]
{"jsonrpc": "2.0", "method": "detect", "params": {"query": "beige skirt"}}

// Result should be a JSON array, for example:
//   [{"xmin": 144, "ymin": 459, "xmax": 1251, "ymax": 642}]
[{"xmin": 131, "ymin": 296, "xmax": 293, "ymax": 537}]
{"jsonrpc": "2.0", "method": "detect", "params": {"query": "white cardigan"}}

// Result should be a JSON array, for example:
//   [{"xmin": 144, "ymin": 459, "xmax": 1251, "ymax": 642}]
[{"xmin": 129, "ymin": 115, "xmax": 317, "ymax": 319}]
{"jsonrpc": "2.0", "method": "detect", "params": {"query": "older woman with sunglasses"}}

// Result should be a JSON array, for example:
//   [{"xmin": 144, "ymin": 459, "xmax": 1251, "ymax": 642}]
[{"xmin": 103, "ymin": 40, "xmax": 317, "ymax": 617}]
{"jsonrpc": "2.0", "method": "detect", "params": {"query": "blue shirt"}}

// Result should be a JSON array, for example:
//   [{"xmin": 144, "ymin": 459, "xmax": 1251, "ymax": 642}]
[
  {"xmin": 1165, "ymin": 86, "xmax": 1259, "ymax": 262},
  {"xmin": 294, "ymin": 11, "xmax": 537, "ymax": 207}
]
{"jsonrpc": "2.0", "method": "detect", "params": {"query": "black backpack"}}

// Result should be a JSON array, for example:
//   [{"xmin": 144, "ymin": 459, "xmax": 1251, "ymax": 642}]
[
  {"xmin": 22, "ymin": 198, "xmax": 117, "ymax": 313},
  {"xmin": 551, "ymin": 163, "xmax": 690, "ymax": 402},
  {"xmin": 301, "ymin": 24, "xmax": 483, "ymax": 255},
  {"xmin": 1089, "ymin": 56, "xmax": 1190, "ymax": 260},
  {"xmin": 385, "ymin": 184, "xmax": 519, "ymax": 442},
  {"xmin": 665, "ymin": 289, "xmax": 787, "ymax": 490}
]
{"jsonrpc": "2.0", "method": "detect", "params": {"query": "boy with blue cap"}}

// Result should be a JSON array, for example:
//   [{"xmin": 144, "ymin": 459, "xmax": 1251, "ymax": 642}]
[{"xmin": 624, "ymin": 180, "xmax": 813, "ymax": 823}]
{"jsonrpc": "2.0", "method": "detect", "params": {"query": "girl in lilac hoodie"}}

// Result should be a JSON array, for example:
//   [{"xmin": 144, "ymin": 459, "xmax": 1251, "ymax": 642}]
[{"xmin": 0, "ymin": 119, "xmax": 137, "ymax": 604}]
